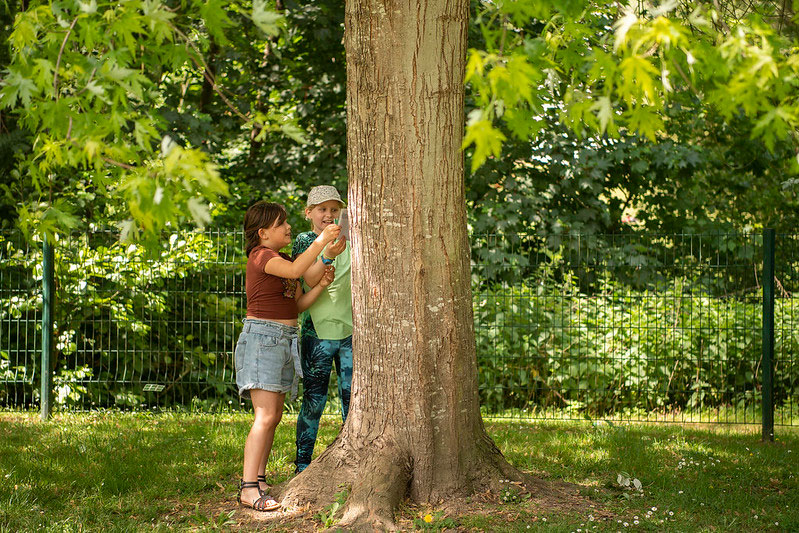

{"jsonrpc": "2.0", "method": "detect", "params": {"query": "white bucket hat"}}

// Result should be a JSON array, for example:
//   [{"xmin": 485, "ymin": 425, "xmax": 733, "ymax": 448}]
[{"xmin": 306, "ymin": 185, "xmax": 345, "ymax": 207}]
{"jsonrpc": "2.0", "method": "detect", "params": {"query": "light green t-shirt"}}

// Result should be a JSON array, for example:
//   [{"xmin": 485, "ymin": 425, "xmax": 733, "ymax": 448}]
[{"xmin": 292, "ymin": 232, "xmax": 353, "ymax": 340}]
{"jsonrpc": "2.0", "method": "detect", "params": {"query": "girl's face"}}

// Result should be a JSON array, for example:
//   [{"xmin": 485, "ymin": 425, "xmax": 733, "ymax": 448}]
[
  {"xmin": 305, "ymin": 200, "xmax": 342, "ymax": 234},
  {"xmin": 260, "ymin": 218, "xmax": 292, "ymax": 249}
]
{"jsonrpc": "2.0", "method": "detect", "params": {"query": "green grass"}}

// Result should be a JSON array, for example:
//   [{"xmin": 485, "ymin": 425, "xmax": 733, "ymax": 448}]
[
  {"xmin": 0, "ymin": 412, "xmax": 796, "ymax": 532},
  {"xmin": 470, "ymin": 418, "xmax": 798, "ymax": 532}
]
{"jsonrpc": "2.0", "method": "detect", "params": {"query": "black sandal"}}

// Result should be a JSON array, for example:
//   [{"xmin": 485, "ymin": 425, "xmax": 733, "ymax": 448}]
[
  {"xmin": 257, "ymin": 474, "xmax": 268, "ymax": 497},
  {"xmin": 237, "ymin": 480, "xmax": 281, "ymax": 512}
]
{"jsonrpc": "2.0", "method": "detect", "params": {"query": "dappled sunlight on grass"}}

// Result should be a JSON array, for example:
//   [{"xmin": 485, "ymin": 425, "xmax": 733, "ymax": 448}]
[
  {"xmin": 481, "ymin": 418, "xmax": 799, "ymax": 531},
  {"xmin": 1, "ymin": 412, "xmax": 797, "ymax": 530}
]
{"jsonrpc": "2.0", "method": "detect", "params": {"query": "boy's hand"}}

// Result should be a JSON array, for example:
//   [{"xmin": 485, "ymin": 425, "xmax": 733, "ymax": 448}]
[
  {"xmin": 324, "ymin": 237, "xmax": 346, "ymax": 259},
  {"xmin": 316, "ymin": 224, "xmax": 341, "ymax": 245},
  {"xmin": 318, "ymin": 266, "xmax": 335, "ymax": 288}
]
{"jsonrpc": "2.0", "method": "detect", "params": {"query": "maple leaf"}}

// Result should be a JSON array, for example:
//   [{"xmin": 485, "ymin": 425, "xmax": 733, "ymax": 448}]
[
  {"xmin": 252, "ymin": 0, "xmax": 282, "ymax": 36},
  {"xmin": 0, "ymin": 70, "xmax": 38, "ymax": 108}
]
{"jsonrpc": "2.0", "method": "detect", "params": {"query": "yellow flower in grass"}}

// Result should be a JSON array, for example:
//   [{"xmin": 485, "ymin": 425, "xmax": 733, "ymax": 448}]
[{"xmin": 423, "ymin": 514, "xmax": 433, "ymax": 523}]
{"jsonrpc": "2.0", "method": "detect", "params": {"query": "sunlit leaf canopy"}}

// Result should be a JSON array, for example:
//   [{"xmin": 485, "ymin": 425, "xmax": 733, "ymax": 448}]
[
  {"xmin": 0, "ymin": 0, "xmax": 797, "ymax": 244},
  {"xmin": 1, "ymin": 0, "xmax": 291, "ymax": 245},
  {"xmin": 464, "ymin": 0, "xmax": 799, "ymax": 172}
]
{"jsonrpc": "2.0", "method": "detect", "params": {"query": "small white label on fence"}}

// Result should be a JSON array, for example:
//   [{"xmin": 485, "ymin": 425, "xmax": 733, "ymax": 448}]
[{"xmin": 143, "ymin": 384, "xmax": 165, "ymax": 392}]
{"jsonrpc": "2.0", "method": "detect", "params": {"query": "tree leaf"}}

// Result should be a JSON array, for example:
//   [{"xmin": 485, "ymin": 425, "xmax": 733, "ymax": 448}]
[
  {"xmin": 252, "ymin": 0, "xmax": 283, "ymax": 36},
  {"xmin": 462, "ymin": 119, "xmax": 506, "ymax": 172},
  {"xmin": 199, "ymin": 0, "xmax": 233, "ymax": 44},
  {"xmin": 0, "ymin": 70, "xmax": 37, "ymax": 108}
]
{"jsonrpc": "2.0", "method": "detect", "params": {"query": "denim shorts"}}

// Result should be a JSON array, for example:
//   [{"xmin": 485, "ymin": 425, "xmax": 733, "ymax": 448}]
[{"xmin": 235, "ymin": 318, "xmax": 302, "ymax": 399}]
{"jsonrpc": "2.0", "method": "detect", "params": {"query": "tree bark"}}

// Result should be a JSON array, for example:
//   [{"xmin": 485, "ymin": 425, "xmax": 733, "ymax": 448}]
[{"xmin": 281, "ymin": 0, "xmax": 528, "ymax": 529}]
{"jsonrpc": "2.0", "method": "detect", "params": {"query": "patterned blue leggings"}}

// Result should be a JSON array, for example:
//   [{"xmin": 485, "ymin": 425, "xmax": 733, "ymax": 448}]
[{"xmin": 295, "ymin": 335, "xmax": 352, "ymax": 472}]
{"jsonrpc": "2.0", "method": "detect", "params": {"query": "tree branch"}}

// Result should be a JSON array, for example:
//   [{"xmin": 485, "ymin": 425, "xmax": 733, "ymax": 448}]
[
  {"xmin": 101, "ymin": 156, "xmax": 135, "ymax": 170},
  {"xmin": 53, "ymin": 16, "xmax": 79, "ymax": 101},
  {"xmin": 670, "ymin": 58, "xmax": 701, "ymax": 99},
  {"xmin": 169, "ymin": 24, "xmax": 251, "ymax": 123},
  {"xmin": 712, "ymin": 0, "xmax": 732, "ymax": 34},
  {"xmin": 779, "ymin": 0, "xmax": 788, "ymax": 34},
  {"xmin": 75, "ymin": 67, "xmax": 98, "ymax": 96}
]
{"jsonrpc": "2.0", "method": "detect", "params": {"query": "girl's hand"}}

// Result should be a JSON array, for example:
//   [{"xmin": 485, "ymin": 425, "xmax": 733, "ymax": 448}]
[
  {"xmin": 316, "ymin": 224, "xmax": 341, "ymax": 245},
  {"xmin": 324, "ymin": 237, "xmax": 346, "ymax": 259},
  {"xmin": 318, "ymin": 266, "xmax": 335, "ymax": 288}
]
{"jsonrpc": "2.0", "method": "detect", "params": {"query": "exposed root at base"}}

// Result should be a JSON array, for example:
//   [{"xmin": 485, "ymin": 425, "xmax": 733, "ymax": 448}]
[
  {"xmin": 279, "ymin": 437, "xmax": 410, "ymax": 531},
  {"xmin": 278, "ymin": 433, "xmax": 593, "ymax": 531}
]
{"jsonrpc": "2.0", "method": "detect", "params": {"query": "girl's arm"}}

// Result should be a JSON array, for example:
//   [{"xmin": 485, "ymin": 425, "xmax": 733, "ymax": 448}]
[
  {"xmin": 301, "ymin": 257, "xmax": 327, "ymax": 287},
  {"xmin": 304, "ymin": 238, "xmax": 347, "ymax": 286},
  {"xmin": 292, "ymin": 232, "xmax": 325, "ymax": 286},
  {"xmin": 296, "ymin": 266, "xmax": 336, "ymax": 312},
  {"xmin": 264, "ymin": 224, "xmax": 340, "ymax": 279}
]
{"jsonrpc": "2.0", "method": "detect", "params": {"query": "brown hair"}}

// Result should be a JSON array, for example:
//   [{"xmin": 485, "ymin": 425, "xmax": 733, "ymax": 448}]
[{"xmin": 244, "ymin": 201, "xmax": 287, "ymax": 257}]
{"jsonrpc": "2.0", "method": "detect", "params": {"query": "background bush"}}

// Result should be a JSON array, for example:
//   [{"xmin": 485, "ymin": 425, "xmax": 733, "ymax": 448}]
[
  {"xmin": 3, "ymin": 230, "xmax": 797, "ymax": 418},
  {"xmin": 474, "ymin": 278, "xmax": 798, "ymax": 415}
]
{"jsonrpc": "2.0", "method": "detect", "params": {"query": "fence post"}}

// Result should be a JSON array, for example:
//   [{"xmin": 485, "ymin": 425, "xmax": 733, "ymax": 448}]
[
  {"xmin": 40, "ymin": 233, "xmax": 54, "ymax": 421},
  {"xmin": 762, "ymin": 228, "xmax": 775, "ymax": 441}
]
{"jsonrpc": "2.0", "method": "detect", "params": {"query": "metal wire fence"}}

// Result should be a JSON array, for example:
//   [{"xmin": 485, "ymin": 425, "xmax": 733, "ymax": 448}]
[
  {"xmin": 471, "ymin": 232, "xmax": 797, "ymax": 426},
  {"xmin": 1, "ymin": 229, "xmax": 796, "ymax": 425}
]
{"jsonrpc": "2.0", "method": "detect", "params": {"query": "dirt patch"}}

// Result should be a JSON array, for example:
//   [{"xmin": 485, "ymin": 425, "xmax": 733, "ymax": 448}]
[
  {"xmin": 430, "ymin": 477, "xmax": 614, "ymax": 528},
  {"xmin": 172, "ymin": 476, "xmax": 613, "ymax": 531}
]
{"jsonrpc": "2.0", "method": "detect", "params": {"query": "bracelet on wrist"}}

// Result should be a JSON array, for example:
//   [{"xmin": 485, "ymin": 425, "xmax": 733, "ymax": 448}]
[{"xmin": 321, "ymin": 255, "xmax": 334, "ymax": 265}]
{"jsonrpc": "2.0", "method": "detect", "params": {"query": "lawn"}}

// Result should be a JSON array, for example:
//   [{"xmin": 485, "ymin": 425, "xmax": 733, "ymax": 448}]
[{"xmin": 0, "ymin": 411, "xmax": 796, "ymax": 532}]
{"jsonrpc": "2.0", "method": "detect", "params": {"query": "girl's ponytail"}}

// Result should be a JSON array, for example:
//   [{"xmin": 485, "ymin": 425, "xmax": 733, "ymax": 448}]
[{"xmin": 243, "ymin": 201, "xmax": 288, "ymax": 257}]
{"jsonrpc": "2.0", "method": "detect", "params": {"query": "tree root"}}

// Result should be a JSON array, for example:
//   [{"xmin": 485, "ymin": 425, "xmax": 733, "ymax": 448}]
[
  {"xmin": 277, "ymin": 430, "xmax": 572, "ymax": 531},
  {"xmin": 336, "ymin": 448, "xmax": 410, "ymax": 531},
  {"xmin": 280, "ymin": 436, "xmax": 411, "ymax": 531}
]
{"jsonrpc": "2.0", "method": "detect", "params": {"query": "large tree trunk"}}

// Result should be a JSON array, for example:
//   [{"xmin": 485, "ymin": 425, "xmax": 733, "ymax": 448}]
[{"xmin": 281, "ymin": 0, "xmax": 527, "ymax": 528}]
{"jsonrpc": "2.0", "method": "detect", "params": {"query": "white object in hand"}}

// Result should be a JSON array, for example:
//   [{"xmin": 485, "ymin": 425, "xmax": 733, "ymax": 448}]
[{"xmin": 337, "ymin": 209, "xmax": 350, "ymax": 240}]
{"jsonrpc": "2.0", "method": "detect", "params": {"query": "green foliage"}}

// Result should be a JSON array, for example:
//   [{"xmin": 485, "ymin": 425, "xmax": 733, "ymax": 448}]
[
  {"xmin": 498, "ymin": 481, "xmax": 531, "ymax": 504},
  {"xmin": 473, "ymin": 275, "xmax": 799, "ymax": 415},
  {"xmin": 464, "ymin": 0, "xmax": 799, "ymax": 179},
  {"xmin": 0, "ymin": 0, "xmax": 295, "ymax": 241},
  {"xmin": 187, "ymin": 508, "xmax": 237, "ymax": 530},
  {"xmin": 0, "ymin": 229, "xmax": 244, "ymax": 408},
  {"xmin": 314, "ymin": 485, "xmax": 349, "ymax": 528},
  {"xmin": 3, "ymin": 0, "xmax": 798, "ymax": 254},
  {"xmin": 615, "ymin": 471, "xmax": 643, "ymax": 499},
  {"xmin": 0, "ymin": 411, "xmax": 315, "ymax": 530},
  {"xmin": 236, "ymin": 0, "xmax": 348, "ymax": 199},
  {"xmin": 3, "ymin": 228, "xmax": 798, "ymax": 417},
  {"xmin": 466, "ymin": 103, "xmax": 799, "ymax": 273}
]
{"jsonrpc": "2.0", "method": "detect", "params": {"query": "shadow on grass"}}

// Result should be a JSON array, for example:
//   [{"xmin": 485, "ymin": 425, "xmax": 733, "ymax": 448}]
[{"xmin": 1, "ymin": 414, "xmax": 798, "ymax": 531}]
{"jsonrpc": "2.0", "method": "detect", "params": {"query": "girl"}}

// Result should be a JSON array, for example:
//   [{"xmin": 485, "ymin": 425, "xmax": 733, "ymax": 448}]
[
  {"xmin": 236, "ymin": 201, "xmax": 339, "ymax": 512},
  {"xmin": 292, "ymin": 185, "xmax": 352, "ymax": 473}
]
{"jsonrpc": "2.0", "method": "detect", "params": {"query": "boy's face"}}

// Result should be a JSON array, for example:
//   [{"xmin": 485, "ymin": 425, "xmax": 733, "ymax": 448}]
[{"xmin": 306, "ymin": 200, "xmax": 342, "ymax": 234}]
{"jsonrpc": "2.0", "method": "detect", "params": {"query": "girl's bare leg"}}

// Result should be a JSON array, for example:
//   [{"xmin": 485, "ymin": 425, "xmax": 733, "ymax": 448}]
[{"xmin": 241, "ymin": 389, "xmax": 285, "ymax": 506}]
